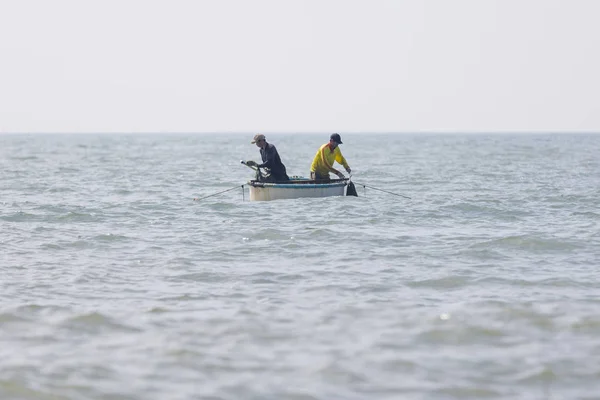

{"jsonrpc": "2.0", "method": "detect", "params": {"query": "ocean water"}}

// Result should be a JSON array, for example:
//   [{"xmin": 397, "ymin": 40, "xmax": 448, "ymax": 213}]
[{"xmin": 1, "ymin": 132, "xmax": 599, "ymax": 400}]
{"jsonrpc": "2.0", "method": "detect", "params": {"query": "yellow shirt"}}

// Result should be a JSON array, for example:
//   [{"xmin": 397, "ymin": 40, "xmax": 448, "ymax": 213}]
[{"xmin": 310, "ymin": 144, "xmax": 349, "ymax": 176}]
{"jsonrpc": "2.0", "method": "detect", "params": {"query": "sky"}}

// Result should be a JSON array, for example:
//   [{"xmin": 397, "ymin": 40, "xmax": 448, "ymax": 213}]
[{"xmin": 1, "ymin": 0, "xmax": 599, "ymax": 133}]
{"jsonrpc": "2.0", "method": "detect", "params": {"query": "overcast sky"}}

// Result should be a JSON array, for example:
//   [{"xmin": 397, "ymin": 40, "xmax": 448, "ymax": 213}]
[{"xmin": 1, "ymin": 0, "xmax": 599, "ymax": 133}]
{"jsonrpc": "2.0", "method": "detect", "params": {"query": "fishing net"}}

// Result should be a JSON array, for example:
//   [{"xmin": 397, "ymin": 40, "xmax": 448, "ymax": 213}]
[{"xmin": 255, "ymin": 168, "xmax": 273, "ymax": 182}]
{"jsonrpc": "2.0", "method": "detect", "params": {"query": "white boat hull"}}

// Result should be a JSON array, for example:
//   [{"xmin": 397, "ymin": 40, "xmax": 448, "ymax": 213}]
[{"xmin": 248, "ymin": 179, "xmax": 348, "ymax": 201}]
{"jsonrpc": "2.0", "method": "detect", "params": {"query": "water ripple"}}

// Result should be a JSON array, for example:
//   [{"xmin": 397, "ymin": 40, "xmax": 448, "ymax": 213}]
[{"xmin": 2, "ymin": 133, "xmax": 600, "ymax": 399}]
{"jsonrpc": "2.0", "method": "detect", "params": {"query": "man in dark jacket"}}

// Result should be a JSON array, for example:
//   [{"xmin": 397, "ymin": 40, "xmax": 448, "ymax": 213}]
[{"xmin": 247, "ymin": 134, "xmax": 289, "ymax": 182}]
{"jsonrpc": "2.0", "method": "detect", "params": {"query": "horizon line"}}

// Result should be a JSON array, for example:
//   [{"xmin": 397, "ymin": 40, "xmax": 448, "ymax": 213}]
[{"xmin": 1, "ymin": 131, "xmax": 599, "ymax": 135}]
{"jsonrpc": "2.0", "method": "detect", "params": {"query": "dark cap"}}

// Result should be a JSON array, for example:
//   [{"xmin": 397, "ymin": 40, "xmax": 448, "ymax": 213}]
[{"xmin": 330, "ymin": 133, "xmax": 343, "ymax": 144}]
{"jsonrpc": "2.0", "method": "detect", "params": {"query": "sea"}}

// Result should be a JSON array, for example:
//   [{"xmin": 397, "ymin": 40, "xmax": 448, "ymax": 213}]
[{"xmin": 1, "ymin": 133, "xmax": 599, "ymax": 400}]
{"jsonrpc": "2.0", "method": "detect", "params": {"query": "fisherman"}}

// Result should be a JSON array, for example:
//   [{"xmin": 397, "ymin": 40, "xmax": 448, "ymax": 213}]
[
  {"xmin": 309, "ymin": 133, "xmax": 351, "ymax": 181},
  {"xmin": 245, "ymin": 134, "xmax": 289, "ymax": 182}
]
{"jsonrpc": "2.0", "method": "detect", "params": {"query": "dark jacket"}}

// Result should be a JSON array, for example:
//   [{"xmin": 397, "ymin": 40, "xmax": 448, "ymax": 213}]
[{"xmin": 258, "ymin": 142, "xmax": 289, "ymax": 181}]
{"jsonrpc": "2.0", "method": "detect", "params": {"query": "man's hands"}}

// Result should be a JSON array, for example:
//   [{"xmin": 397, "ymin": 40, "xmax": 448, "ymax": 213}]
[
  {"xmin": 245, "ymin": 160, "xmax": 258, "ymax": 167},
  {"xmin": 345, "ymin": 167, "xmax": 351, "ymax": 174}
]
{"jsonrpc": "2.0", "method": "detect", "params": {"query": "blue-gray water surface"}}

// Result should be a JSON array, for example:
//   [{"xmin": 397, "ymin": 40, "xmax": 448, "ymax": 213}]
[{"xmin": 1, "ymin": 133, "xmax": 600, "ymax": 400}]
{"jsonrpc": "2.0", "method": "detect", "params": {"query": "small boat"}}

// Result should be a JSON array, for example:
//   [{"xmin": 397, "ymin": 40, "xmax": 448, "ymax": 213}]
[
  {"xmin": 193, "ymin": 162, "xmax": 407, "ymax": 203},
  {"xmin": 248, "ymin": 176, "xmax": 353, "ymax": 201},
  {"xmin": 241, "ymin": 160, "xmax": 356, "ymax": 201}
]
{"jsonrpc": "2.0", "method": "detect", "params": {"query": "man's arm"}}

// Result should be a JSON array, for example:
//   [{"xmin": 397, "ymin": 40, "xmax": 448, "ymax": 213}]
[{"xmin": 335, "ymin": 148, "xmax": 351, "ymax": 173}]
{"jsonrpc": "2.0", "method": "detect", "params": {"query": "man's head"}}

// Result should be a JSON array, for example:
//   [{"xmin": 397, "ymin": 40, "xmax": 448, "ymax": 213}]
[
  {"xmin": 329, "ymin": 133, "xmax": 343, "ymax": 148},
  {"xmin": 251, "ymin": 134, "xmax": 266, "ymax": 148}
]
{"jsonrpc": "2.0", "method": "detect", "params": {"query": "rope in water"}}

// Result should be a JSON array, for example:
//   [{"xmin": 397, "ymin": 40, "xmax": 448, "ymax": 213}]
[
  {"xmin": 354, "ymin": 182, "xmax": 411, "ymax": 199},
  {"xmin": 193, "ymin": 185, "xmax": 244, "ymax": 201}
]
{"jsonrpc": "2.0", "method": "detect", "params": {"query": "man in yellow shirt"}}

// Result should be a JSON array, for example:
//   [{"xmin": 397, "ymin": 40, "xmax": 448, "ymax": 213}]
[{"xmin": 310, "ymin": 133, "xmax": 352, "ymax": 181}]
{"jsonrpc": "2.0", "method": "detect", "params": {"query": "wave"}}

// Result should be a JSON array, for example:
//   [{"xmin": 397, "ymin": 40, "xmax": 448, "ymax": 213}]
[
  {"xmin": 59, "ymin": 311, "xmax": 140, "ymax": 333},
  {"xmin": 470, "ymin": 235, "xmax": 584, "ymax": 252}
]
